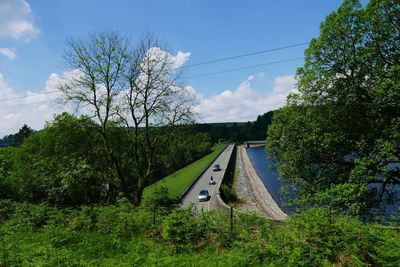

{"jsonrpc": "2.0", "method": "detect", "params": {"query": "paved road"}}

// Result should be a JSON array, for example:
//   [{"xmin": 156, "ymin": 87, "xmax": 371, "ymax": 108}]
[{"xmin": 181, "ymin": 144, "xmax": 235, "ymax": 212}]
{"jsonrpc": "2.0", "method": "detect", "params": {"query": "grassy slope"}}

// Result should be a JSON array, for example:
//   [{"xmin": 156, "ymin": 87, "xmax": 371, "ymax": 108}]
[{"xmin": 142, "ymin": 143, "xmax": 226, "ymax": 202}]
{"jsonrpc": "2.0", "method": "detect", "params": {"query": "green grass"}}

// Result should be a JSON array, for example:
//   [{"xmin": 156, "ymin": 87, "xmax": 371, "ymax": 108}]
[
  {"xmin": 1, "ymin": 202, "xmax": 399, "ymax": 266},
  {"xmin": 142, "ymin": 143, "xmax": 227, "ymax": 202}
]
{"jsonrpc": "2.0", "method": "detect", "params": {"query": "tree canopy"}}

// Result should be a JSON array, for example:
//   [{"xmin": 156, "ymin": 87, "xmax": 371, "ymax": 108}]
[
  {"xmin": 0, "ymin": 113, "xmax": 211, "ymax": 205},
  {"xmin": 266, "ymin": 0, "xmax": 400, "ymax": 216},
  {"xmin": 59, "ymin": 32, "xmax": 197, "ymax": 206}
]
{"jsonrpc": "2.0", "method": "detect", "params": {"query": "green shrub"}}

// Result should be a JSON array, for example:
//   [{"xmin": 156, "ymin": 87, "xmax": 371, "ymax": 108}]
[
  {"xmin": 220, "ymin": 184, "xmax": 238, "ymax": 204},
  {"xmin": 1, "ymin": 202, "xmax": 399, "ymax": 266},
  {"xmin": 162, "ymin": 209, "xmax": 200, "ymax": 247},
  {"xmin": 0, "ymin": 199, "xmax": 16, "ymax": 221},
  {"xmin": 263, "ymin": 207, "xmax": 400, "ymax": 266},
  {"xmin": 142, "ymin": 186, "xmax": 179, "ymax": 212},
  {"xmin": 96, "ymin": 205, "xmax": 145, "ymax": 238}
]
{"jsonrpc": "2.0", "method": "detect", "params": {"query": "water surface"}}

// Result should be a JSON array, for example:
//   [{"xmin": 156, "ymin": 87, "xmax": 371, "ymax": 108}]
[
  {"xmin": 246, "ymin": 146, "xmax": 294, "ymax": 213},
  {"xmin": 246, "ymin": 146, "xmax": 400, "ymax": 220}
]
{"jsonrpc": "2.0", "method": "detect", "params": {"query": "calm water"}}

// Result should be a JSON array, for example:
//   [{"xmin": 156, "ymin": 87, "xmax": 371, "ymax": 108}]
[
  {"xmin": 246, "ymin": 146, "xmax": 400, "ymax": 220},
  {"xmin": 246, "ymin": 146, "xmax": 294, "ymax": 213}
]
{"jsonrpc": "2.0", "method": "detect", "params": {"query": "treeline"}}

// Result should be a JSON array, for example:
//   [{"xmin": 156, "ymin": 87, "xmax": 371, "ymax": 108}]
[
  {"xmin": 195, "ymin": 111, "xmax": 274, "ymax": 143},
  {"xmin": 0, "ymin": 111, "xmax": 274, "ymax": 148},
  {"xmin": 0, "ymin": 113, "xmax": 212, "ymax": 206},
  {"xmin": 0, "ymin": 124, "xmax": 34, "ymax": 147}
]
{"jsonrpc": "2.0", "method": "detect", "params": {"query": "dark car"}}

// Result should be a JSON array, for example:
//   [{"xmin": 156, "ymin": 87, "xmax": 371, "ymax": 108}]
[{"xmin": 213, "ymin": 164, "xmax": 221, "ymax": 171}]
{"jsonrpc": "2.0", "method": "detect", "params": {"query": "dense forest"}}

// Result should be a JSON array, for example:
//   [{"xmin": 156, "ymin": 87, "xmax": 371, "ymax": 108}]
[
  {"xmin": 195, "ymin": 111, "xmax": 274, "ymax": 143},
  {"xmin": 0, "ymin": 111, "xmax": 274, "ymax": 148}
]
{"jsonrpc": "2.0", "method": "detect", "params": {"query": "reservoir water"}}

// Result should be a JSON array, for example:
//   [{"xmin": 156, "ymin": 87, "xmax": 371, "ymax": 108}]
[
  {"xmin": 246, "ymin": 146, "xmax": 400, "ymax": 220},
  {"xmin": 246, "ymin": 146, "xmax": 294, "ymax": 213}
]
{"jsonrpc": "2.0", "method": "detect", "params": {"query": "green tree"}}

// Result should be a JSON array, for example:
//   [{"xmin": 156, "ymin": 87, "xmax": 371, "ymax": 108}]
[
  {"xmin": 0, "ymin": 147, "xmax": 17, "ymax": 199},
  {"xmin": 14, "ymin": 124, "xmax": 34, "ymax": 147},
  {"xmin": 266, "ymin": 0, "xmax": 400, "ymax": 214},
  {"xmin": 10, "ymin": 113, "xmax": 111, "ymax": 204},
  {"xmin": 60, "ymin": 32, "xmax": 196, "ymax": 206}
]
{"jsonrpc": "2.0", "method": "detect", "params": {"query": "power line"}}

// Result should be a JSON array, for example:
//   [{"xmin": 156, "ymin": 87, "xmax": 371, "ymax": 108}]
[
  {"xmin": 182, "ymin": 42, "xmax": 309, "ymax": 68},
  {"xmin": 187, "ymin": 57, "xmax": 304, "ymax": 79},
  {"xmin": 0, "ymin": 58, "xmax": 305, "ymax": 105},
  {"xmin": 0, "ymin": 42, "xmax": 309, "ymax": 108},
  {"xmin": 0, "ymin": 90, "xmax": 58, "ymax": 103},
  {"xmin": 0, "ymin": 56, "xmax": 304, "ymax": 109},
  {"xmin": 0, "ymin": 57, "xmax": 304, "ymax": 110},
  {"xmin": 0, "ymin": 42, "xmax": 310, "ymax": 103},
  {"xmin": 0, "ymin": 99, "xmax": 53, "ymax": 110}
]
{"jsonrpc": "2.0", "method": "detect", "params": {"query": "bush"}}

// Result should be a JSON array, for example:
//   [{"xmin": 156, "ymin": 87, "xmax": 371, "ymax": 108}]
[
  {"xmin": 0, "ymin": 199, "xmax": 16, "ymax": 221},
  {"xmin": 1, "ymin": 202, "xmax": 399, "ymax": 266},
  {"xmin": 142, "ymin": 186, "xmax": 179, "ymax": 212},
  {"xmin": 220, "ymin": 184, "xmax": 238, "ymax": 203},
  {"xmin": 162, "ymin": 209, "xmax": 200, "ymax": 248},
  {"xmin": 263, "ymin": 207, "xmax": 400, "ymax": 266}
]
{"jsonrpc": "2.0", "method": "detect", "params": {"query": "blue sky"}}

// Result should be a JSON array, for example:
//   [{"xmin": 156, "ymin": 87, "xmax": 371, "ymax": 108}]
[{"xmin": 0, "ymin": 0, "xmax": 368, "ymax": 137}]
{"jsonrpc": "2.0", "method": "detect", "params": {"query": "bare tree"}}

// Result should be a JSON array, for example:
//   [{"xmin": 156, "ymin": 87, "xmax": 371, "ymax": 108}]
[
  {"xmin": 120, "ymin": 34, "xmax": 197, "ymax": 205},
  {"xmin": 60, "ymin": 31, "xmax": 196, "ymax": 206}
]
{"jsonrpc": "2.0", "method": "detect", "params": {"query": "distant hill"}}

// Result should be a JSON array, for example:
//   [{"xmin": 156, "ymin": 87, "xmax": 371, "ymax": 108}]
[
  {"xmin": 0, "ymin": 111, "xmax": 275, "ymax": 147},
  {"xmin": 195, "ymin": 111, "xmax": 274, "ymax": 143},
  {"xmin": 0, "ymin": 134, "xmax": 15, "ymax": 147}
]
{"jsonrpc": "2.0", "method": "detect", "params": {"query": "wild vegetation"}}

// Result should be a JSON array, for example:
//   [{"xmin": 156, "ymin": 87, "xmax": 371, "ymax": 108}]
[
  {"xmin": 1, "ymin": 201, "xmax": 399, "ymax": 266},
  {"xmin": 220, "ymin": 144, "xmax": 239, "ymax": 204}
]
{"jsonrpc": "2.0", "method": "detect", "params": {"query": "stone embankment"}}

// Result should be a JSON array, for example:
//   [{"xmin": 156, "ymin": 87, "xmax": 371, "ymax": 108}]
[{"xmin": 234, "ymin": 145, "xmax": 287, "ymax": 221}]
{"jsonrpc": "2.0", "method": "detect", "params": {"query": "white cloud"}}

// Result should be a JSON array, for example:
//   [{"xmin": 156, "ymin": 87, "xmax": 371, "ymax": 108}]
[
  {"xmin": 0, "ymin": 47, "xmax": 17, "ymax": 59},
  {"xmin": 0, "ymin": 72, "xmax": 72, "ymax": 137},
  {"xmin": 145, "ymin": 47, "xmax": 190, "ymax": 70},
  {"xmin": 0, "ymin": 0, "xmax": 39, "ymax": 40},
  {"xmin": 0, "ymin": 73, "xmax": 17, "ymax": 99},
  {"xmin": 273, "ymin": 75, "xmax": 297, "ymax": 93},
  {"xmin": 171, "ymin": 51, "xmax": 191, "ymax": 69},
  {"xmin": 0, "ymin": 70, "xmax": 296, "ymax": 137},
  {"xmin": 192, "ymin": 74, "xmax": 297, "ymax": 122}
]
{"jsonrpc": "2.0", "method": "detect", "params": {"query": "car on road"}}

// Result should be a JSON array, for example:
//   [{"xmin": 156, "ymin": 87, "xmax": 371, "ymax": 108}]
[
  {"xmin": 213, "ymin": 164, "xmax": 221, "ymax": 171},
  {"xmin": 198, "ymin": 189, "xmax": 210, "ymax": 201}
]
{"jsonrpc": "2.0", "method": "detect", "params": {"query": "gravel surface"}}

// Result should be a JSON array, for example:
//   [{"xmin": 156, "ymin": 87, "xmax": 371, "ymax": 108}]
[
  {"xmin": 234, "ymin": 145, "xmax": 287, "ymax": 220},
  {"xmin": 233, "ymin": 146, "xmax": 261, "ymax": 212}
]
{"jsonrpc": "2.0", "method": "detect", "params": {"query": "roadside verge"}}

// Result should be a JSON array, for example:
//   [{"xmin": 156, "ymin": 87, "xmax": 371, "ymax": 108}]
[
  {"xmin": 180, "ymin": 144, "xmax": 228, "ymax": 202},
  {"xmin": 141, "ymin": 144, "xmax": 227, "ymax": 203}
]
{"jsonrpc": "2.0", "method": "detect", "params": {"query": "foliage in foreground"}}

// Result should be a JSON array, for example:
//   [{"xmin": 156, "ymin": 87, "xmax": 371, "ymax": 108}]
[{"xmin": 1, "ymin": 201, "xmax": 399, "ymax": 266}]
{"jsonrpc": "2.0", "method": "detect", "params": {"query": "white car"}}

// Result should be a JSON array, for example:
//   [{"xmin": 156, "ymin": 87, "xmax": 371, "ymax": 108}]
[{"xmin": 198, "ymin": 189, "xmax": 210, "ymax": 201}]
